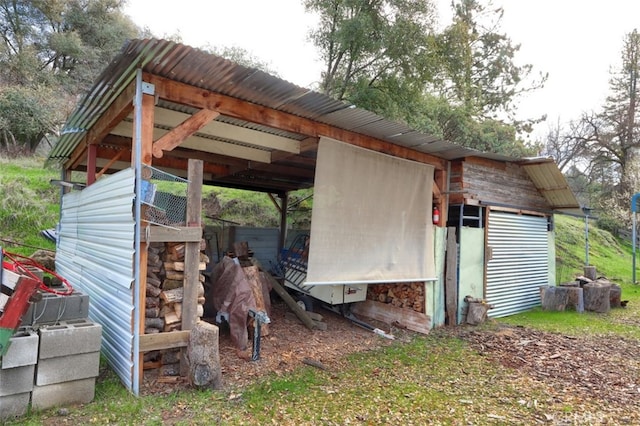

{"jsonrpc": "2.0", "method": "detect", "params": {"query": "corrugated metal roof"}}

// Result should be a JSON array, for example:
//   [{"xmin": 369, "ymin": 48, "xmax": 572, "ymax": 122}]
[
  {"xmin": 520, "ymin": 158, "xmax": 581, "ymax": 213},
  {"xmin": 49, "ymin": 38, "xmax": 580, "ymax": 211}
]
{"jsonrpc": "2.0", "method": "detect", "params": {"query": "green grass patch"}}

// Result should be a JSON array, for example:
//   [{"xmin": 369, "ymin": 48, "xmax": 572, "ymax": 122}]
[{"xmin": 555, "ymin": 214, "xmax": 633, "ymax": 284}]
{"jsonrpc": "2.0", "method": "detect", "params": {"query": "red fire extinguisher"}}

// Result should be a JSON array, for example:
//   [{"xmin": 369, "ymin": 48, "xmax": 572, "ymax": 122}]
[{"xmin": 432, "ymin": 206, "xmax": 440, "ymax": 225}]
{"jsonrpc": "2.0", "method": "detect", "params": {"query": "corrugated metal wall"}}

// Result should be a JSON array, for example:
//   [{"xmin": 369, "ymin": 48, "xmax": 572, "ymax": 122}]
[
  {"xmin": 56, "ymin": 168, "xmax": 136, "ymax": 389},
  {"xmin": 486, "ymin": 211, "xmax": 549, "ymax": 317}
]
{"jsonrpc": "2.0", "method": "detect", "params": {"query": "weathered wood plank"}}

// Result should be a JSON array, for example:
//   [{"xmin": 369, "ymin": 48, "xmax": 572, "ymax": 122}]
[
  {"xmin": 445, "ymin": 227, "xmax": 458, "ymax": 325},
  {"xmin": 139, "ymin": 330, "xmax": 190, "ymax": 352},
  {"xmin": 351, "ymin": 299, "xmax": 431, "ymax": 335},
  {"xmin": 142, "ymin": 226, "xmax": 202, "ymax": 243}
]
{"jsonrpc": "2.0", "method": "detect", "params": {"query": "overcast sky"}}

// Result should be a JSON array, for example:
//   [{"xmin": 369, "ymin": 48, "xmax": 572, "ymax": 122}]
[{"xmin": 123, "ymin": 0, "xmax": 640, "ymax": 140}]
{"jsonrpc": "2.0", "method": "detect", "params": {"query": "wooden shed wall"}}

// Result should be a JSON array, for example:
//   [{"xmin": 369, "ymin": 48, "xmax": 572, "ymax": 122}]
[{"xmin": 449, "ymin": 158, "xmax": 549, "ymax": 211}]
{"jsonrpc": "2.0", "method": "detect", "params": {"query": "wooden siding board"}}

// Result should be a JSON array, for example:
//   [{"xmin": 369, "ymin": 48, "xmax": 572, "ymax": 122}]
[{"xmin": 461, "ymin": 161, "xmax": 549, "ymax": 210}]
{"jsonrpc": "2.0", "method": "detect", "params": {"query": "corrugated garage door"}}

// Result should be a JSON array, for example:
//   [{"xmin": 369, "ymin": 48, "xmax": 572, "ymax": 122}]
[{"xmin": 486, "ymin": 211, "xmax": 549, "ymax": 317}]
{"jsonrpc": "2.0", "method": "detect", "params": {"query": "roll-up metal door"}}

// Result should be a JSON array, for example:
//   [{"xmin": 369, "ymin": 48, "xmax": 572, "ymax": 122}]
[{"xmin": 486, "ymin": 211, "xmax": 549, "ymax": 317}]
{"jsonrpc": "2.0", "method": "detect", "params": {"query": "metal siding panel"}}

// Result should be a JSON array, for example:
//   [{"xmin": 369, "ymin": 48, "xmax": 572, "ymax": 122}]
[
  {"xmin": 55, "ymin": 168, "xmax": 135, "ymax": 390},
  {"xmin": 232, "ymin": 227, "xmax": 280, "ymax": 269},
  {"xmin": 486, "ymin": 212, "xmax": 549, "ymax": 317}
]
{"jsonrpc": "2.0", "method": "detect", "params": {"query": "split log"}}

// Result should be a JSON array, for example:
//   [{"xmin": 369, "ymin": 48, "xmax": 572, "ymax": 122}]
[
  {"xmin": 164, "ymin": 311, "xmax": 181, "ymax": 325},
  {"xmin": 145, "ymin": 307, "xmax": 160, "ymax": 318},
  {"xmin": 161, "ymin": 287, "xmax": 184, "ymax": 304},
  {"xmin": 466, "ymin": 301, "xmax": 492, "ymax": 325},
  {"xmin": 169, "ymin": 243, "xmax": 186, "ymax": 260},
  {"xmin": 166, "ymin": 270, "xmax": 185, "ymax": 281},
  {"xmin": 146, "ymin": 285, "xmax": 162, "ymax": 298},
  {"xmin": 148, "ymin": 252, "xmax": 161, "ymax": 265},
  {"xmin": 584, "ymin": 282, "xmax": 611, "ymax": 313},
  {"xmin": 243, "ymin": 265, "xmax": 270, "ymax": 335},
  {"xmin": 186, "ymin": 321, "xmax": 223, "ymax": 389},
  {"xmin": 164, "ymin": 322, "xmax": 181, "ymax": 332},
  {"xmin": 145, "ymin": 317, "xmax": 164, "ymax": 329},
  {"xmin": 163, "ymin": 279, "xmax": 183, "ymax": 290},
  {"xmin": 165, "ymin": 261, "xmax": 206, "ymax": 272},
  {"xmin": 147, "ymin": 276, "xmax": 162, "ymax": 288},
  {"xmin": 145, "ymin": 296, "xmax": 160, "ymax": 308}
]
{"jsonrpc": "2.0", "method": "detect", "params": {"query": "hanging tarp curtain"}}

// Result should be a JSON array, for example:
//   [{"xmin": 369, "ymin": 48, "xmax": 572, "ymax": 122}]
[{"xmin": 306, "ymin": 137, "xmax": 435, "ymax": 285}]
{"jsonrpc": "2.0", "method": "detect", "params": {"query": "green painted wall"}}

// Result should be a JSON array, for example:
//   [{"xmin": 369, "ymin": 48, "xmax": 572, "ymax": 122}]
[
  {"xmin": 458, "ymin": 227, "xmax": 485, "ymax": 323},
  {"xmin": 429, "ymin": 226, "xmax": 446, "ymax": 327},
  {"xmin": 548, "ymin": 230, "xmax": 556, "ymax": 285}
]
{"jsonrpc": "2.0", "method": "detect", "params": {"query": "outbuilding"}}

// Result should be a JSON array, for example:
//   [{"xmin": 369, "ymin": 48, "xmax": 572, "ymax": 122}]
[{"xmin": 46, "ymin": 39, "xmax": 580, "ymax": 394}]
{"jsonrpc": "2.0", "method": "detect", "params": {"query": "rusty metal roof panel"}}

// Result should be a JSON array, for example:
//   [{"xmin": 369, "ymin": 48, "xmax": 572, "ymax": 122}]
[{"xmin": 520, "ymin": 159, "xmax": 581, "ymax": 212}]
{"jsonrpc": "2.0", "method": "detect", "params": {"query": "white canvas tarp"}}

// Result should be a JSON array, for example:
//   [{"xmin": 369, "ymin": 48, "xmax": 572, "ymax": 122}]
[{"xmin": 306, "ymin": 137, "xmax": 435, "ymax": 285}]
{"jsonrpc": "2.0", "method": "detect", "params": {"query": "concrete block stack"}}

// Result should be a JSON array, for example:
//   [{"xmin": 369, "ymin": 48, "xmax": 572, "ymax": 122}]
[
  {"xmin": 0, "ymin": 329, "xmax": 39, "ymax": 419},
  {"xmin": 0, "ymin": 288, "xmax": 102, "ymax": 421},
  {"xmin": 31, "ymin": 320, "xmax": 102, "ymax": 410}
]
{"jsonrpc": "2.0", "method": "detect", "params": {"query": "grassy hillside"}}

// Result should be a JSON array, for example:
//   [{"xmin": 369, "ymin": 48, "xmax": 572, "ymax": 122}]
[
  {"xmin": 554, "ymin": 213, "xmax": 633, "ymax": 284},
  {"xmin": 0, "ymin": 156, "xmax": 285, "ymax": 255},
  {"xmin": 0, "ymin": 156, "xmax": 59, "ymax": 255},
  {"xmin": 0, "ymin": 156, "xmax": 635, "ymax": 285}
]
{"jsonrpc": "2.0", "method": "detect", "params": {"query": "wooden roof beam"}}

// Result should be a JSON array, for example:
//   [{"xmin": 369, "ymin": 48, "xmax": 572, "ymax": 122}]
[
  {"xmin": 65, "ymin": 81, "xmax": 136, "ymax": 170},
  {"xmin": 144, "ymin": 73, "xmax": 447, "ymax": 171}
]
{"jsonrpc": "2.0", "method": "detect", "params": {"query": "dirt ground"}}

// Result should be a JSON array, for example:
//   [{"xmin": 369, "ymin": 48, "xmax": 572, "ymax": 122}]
[{"xmin": 142, "ymin": 298, "xmax": 402, "ymax": 394}]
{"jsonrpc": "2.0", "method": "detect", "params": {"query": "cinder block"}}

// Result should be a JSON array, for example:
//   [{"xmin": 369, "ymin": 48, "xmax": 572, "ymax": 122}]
[
  {"xmin": 1, "ymin": 328, "xmax": 39, "ymax": 369},
  {"xmin": 38, "ymin": 320, "xmax": 102, "ymax": 359},
  {"xmin": 22, "ymin": 290, "xmax": 90, "ymax": 326},
  {"xmin": 35, "ymin": 352, "xmax": 99, "ymax": 386},
  {"xmin": 31, "ymin": 378, "xmax": 95, "ymax": 410},
  {"xmin": 0, "ymin": 392, "xmax": 30, "ymax": 420},
  {"xmin": 0, "ymin": 365, "xmax": 35, "ymax": 396}
]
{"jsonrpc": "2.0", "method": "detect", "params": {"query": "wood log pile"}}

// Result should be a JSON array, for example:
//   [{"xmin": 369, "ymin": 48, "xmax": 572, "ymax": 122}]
[
  {"xmin": 366, "ymin": 282, "xmax": 425, "ymax": 313},
  {"xmin": 143, "ymin": 239, "xmax": 209, "ymax": 374},
  {"xmin": 541, "ymin": 271, "xmax": 625, "ymax": 313}
]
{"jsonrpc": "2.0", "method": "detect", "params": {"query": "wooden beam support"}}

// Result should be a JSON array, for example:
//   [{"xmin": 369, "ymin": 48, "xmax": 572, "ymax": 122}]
[
  {"xmin": 139, "ymin": 330, "xmax": 190, "ymax": 352},
  {"xmin": 182, "ymin": 158, "xmax": 203, "ymax": 332},
  {"xmin": 152, "ymin": 109, "xmax": 220, "ymax": 158},
  {"xmin": 95, "ymin": 149, "xmax": 125, "ymax": 179},
  {"xmin": 145, "ymin": 73, "xmax": 447, "ymax": 170},
  {"xmin": 94, "ymin": 145, "xmax": 230, "ymax": 177},
  {"xmin": 86, "ymin": 143, "xmax": 97, "ymax": 185},
  {"xmin": 154, "ymin": 107, "xmax": 301, "ymax": 154},
  {"xmin": 66, "ymin": 81, "xmax": 136, "ymax": 170}
]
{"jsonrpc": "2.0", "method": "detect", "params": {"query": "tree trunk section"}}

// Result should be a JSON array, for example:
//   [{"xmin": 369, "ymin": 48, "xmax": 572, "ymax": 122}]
[
  {"xmin": 583, "ymin": 282, "xmax": 611, "ymax": 313},
  {"xmin": 186, "ymin": 321, "xmax": 223, "ymax": 389}
]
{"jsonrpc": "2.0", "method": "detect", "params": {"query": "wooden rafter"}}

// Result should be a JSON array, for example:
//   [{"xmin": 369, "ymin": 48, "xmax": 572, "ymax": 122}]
[
  {"xmin": 66, "ymin": 81, "xmax": 136, "ymax": 170},
  {"xmin": 153, "ymin": 109, "xmax": 220, "ymax": 158}
]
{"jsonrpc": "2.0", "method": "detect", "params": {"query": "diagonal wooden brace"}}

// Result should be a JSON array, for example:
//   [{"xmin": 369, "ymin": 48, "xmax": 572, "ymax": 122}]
[{"xmin": 152, "ymin": 108, "xmax": 220, "ymax": 158}]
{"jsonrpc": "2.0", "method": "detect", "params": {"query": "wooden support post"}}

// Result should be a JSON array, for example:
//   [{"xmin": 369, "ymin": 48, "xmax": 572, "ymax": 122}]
[
  {"xmin": 182, "ymin": 158, "xmax": 203, "ymax": 331},
  {"xmin": 86, "ymin": 143, "xmax": 97, "ymax": 185},
  {"xmin": 135, "ymin": 83, "xmax": 155, "ymax": 388},
  {"xmin": 445, "ymin": 227, "xmax": 458, "ymax": 325},
  {"xmin": 278, "ymin": 192, "xmax": 288, "ymax": 255}
]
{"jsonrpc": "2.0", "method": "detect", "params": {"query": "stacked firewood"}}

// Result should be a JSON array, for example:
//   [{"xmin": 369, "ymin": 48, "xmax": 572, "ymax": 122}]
[
  {"xmin": 145, "ymin": 242, "xmax": 166, "ymax": 333},
  {"xmin": 143, "ymin": 239, "xmax": 209, "ymax": 376},
  {"xmin": 160, "ymin": 241, "xmax": 208, "ymax": 331},
  {"xmin": 366, "ymin": 282, "xmax": 425, "ymax": 313}
]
